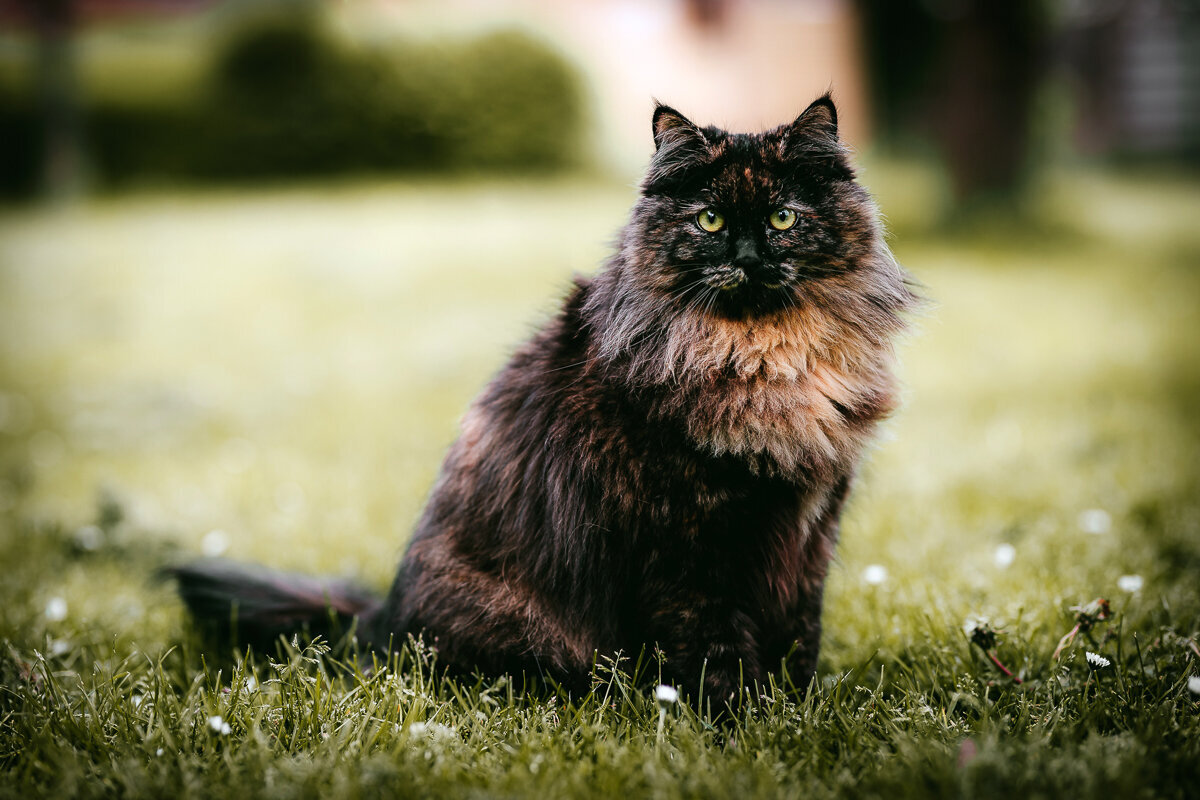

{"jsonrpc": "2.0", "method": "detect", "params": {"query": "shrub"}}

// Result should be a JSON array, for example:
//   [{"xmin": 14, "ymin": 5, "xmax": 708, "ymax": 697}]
[{"xmin": 0, "ymin": 16, "xmax": 585, "ymax": 196}]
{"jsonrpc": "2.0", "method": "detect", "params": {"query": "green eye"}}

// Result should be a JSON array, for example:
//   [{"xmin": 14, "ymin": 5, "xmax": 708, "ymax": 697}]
[
  {"xmin": 696, "ymin": 208, "xmax": 726, "ymax": 233},
  {"xmin": 769, "ymin": 208, "xmax": 798, "ymax": 231}
]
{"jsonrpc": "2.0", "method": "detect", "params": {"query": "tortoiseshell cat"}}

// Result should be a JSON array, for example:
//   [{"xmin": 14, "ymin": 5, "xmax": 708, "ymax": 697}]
[{"xmin": 172, "ymin": 95, "xmax": 915, "ymax": 705}]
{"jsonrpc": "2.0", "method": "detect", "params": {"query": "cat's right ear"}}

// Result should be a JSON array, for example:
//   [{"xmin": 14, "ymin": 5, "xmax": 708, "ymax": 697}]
[
  {"xmin": 652, "ymin": 104, "xmax": 705, "ymax": 152},
  {"xmin": 646, "ymin": 103, "xmax": 710, "ymax": 191}
]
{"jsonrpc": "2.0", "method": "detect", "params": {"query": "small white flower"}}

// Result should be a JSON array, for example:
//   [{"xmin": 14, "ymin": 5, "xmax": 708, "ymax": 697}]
[
  {"xmin": 49, "ymin": 638, "xmax": 70, "ymax": 657},
  {"xmin": 1077, "ymin": 509, "xmax": 1111, "ymax": 535},
  {"xmin": 207, "ymin": 715, "xmax": 231, "ymax": 735},
  {"xmin": 653, "ymin": 684, "xmax": 678, "ymax": 741},
  {"xmin": 243, "ymin": 676, "xmax": 258, "ymax": 692},
  {"xmin": 427, "ymin": 722, "xmax": 456, "ymax": 740},
  {"xmin": 74, "ymin": 525, "xmax": 103, "ymax": 551},
  {"xmin": 861, "ymin": 564, "xmax": 888, "ymax": 585},
  {"xmin": 407, "ymin": 721, "xmax": 455, "ymax": 741},
  {"xmin": 993, "ymin": 544, "xmax": 1016, "ymax": 568},
  {"xmin": 44, "ymin": 597, "xmax": 68, "ymax": 621},
  {"xmin": 1188, "ymin": 676, "xmax": 1200, "ymax": 695},
  {"xmin": 201, "ymin": 529, "xmax": 230, "ymax": 558},
  {"xmin": 155, "ymin": 748, "xmax": 164, "ymax": 757},
  {"xmin": 1085, "ymin": 651, "xmax": 1111, "ymax": 669},
  {"xmin": 1117, "ymin": 574, "xmax": 1143, "ymax": 593}
]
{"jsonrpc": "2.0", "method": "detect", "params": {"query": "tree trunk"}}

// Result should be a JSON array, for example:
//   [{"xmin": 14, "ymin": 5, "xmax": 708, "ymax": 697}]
[{"xmin": 30, "ymin": 0, "xmax": 85, "ymax": 201}]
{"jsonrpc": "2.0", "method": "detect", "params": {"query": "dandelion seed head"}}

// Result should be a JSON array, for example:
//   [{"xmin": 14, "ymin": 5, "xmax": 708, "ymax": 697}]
[
  {"xmin": 1085, "ymin": 651, "xmax": 1110, "ymax": 669},
  {"xmin": 993, "ymin": 544, "xmax": 1016, "ymax": 568},
  {"xmin": 44, "ymin": 597, "xmax": 68, "ymax": 622},
  {"xmin": 862, "ymin": 564, "xmax": 888, "ymax": 585},
  {"xmin": 1077, "ymin": 509, "xmax": 1111, "ymax": 535},
  {"xmin": 654, "ymin": 684, "xmax": 678, "ymax": 704},
  {"xmin": 1117, "ymin": 574, "xmax": 1143, "ymax": 593}
]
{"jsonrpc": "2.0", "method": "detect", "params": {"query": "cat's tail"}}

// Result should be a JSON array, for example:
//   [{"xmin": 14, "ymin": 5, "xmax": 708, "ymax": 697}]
[{"xmin": 163, "ymin": 560, "xmax": 382, "ymax": 652}]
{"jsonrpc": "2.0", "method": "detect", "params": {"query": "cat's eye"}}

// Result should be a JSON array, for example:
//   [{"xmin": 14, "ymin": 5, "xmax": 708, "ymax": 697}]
[
  {"xmin": 696, "ymin": 209, "xmax": 726, "ymax": 233},
  {"xmin": 769, "ymin": 208, "xmax": 798, "ymax": 231}
]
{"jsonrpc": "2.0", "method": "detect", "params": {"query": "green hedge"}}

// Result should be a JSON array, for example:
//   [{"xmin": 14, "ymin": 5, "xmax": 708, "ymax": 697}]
[{"xmin": 0, "ymin": 18, "xmax": 585, "ymax": 195}]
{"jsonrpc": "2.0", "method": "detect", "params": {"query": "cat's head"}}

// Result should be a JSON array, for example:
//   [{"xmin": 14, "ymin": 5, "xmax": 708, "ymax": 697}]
[{"xmin": 622, "ymin": 94, "xmax": 883, "ymax": 319}]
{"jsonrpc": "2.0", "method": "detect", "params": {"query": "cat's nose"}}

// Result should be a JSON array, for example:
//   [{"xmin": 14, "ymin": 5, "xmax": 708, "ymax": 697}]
[{"xmin": 732, "ymin": 238, "xmax": 762, "ymax": 271}]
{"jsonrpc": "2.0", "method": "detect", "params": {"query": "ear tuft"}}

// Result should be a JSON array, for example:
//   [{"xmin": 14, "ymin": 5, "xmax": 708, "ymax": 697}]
[
  {"xmin": 782, "ymin": 93, "xmax": 842, "ymax": 161},
  {"xmin": 799, "ymin": 93, "xmax": 838, "ymax": 132},
  {"xmin": 644, "ymin": 102, "xmax": 711, "ymax": 191},
  {"xmin": 652, "ymin": 103, "xmax": 706, "ymax": 152}
]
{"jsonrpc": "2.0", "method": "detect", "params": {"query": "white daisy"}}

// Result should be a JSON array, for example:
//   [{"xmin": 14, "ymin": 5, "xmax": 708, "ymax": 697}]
[
  {"xmin": 862, "ymin": 564, "xmax": 888, "ymax": 585},
  {"xmin": 44, "ymin": 597, "xmax": 68, "ymax": 622},
  {"xmin": 1085, "ymin": 651, "xmax": 1110, "ymax": 669},
  {"xmin": 201, "ymin": 529, "xmax": 230, "ymax": 558},
  {"xmin": 1117, "ymin": 574, "xmax": 1143, "ymax": 593},
  {"xmin": 1077, "ymin": 509, "xmax": 1111, "ymax": 535}
]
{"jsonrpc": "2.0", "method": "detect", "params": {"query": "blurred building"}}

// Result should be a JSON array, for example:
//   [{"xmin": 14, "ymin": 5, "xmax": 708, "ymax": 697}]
[{"xmin": 1063, "ymin": 0, "xmax": 1200, "ymax": 158}]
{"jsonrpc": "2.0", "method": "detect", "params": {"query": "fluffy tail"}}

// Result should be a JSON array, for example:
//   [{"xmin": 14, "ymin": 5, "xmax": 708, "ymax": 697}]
[{"xmin": 164, "ymin": 560, "xmax": 381, "ymax": 652}]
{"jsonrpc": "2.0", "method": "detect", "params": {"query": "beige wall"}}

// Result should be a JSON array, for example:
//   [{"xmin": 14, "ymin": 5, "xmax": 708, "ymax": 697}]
[{"xmin": 543, "ymin": 0, "xmax": 869, "ymax": 173}]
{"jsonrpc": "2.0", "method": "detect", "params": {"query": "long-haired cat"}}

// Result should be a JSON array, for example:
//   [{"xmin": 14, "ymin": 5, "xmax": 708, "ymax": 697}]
[{"xmin": 171, "ymin": 94, "xmax": 915, "ymax": 705}]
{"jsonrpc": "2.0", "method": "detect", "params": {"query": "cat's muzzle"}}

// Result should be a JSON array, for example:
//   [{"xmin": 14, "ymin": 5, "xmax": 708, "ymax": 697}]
[{"xmin": 712, "ymin": 267, "xmax": 748, "ymax": 291}]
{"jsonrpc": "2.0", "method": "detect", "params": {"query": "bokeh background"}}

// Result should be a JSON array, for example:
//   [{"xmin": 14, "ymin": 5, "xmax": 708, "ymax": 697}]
[{"xmin": 0, "ymin": 0, "xmax": 1198, "ymax": 659}]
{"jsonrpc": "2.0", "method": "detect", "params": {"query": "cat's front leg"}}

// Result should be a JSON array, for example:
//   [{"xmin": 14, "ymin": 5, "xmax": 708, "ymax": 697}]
[{"xmin": 650, "ymin": 597, "xmax": 764, "ymax": 710}]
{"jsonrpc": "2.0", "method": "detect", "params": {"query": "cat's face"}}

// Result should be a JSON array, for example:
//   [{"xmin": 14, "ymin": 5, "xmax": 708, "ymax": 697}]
[{"xmin": 626, "ymin": 96, "xmax": 877, "ymax": 319}]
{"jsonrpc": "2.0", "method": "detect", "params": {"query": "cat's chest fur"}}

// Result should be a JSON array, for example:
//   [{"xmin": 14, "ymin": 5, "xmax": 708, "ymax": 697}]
[{"xmin": 645, "ymin": 306, "xmax": 895, "ymax": 481}]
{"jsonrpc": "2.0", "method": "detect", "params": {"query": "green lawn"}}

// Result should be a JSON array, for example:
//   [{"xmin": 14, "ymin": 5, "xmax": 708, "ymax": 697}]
[{"xmin": 1, "ymin": 168, "xmax": 1198, "ymax": 798}]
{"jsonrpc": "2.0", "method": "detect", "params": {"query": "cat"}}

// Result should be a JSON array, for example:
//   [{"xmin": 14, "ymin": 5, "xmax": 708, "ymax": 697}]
[{"xmin": 170, "ymin": 94, "xmax": 915, "ymax": 706}]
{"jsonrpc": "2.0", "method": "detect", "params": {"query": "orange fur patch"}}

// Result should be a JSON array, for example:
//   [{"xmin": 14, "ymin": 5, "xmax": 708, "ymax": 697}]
[{"xmin": 658, "ymin": 302, "xmax": 895, "ymax": 476}]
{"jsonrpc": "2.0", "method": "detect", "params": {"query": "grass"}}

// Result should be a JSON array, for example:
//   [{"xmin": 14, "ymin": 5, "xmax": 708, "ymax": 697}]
[{"xmin": 1, "ymin": 166, "xmax": 1198, "ymax": 798}]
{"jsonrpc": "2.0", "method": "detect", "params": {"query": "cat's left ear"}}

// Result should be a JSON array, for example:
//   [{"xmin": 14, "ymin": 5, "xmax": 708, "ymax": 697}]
[{"xmin": 781, "ymin": 93, "xmax": 842, "ymax": 161}]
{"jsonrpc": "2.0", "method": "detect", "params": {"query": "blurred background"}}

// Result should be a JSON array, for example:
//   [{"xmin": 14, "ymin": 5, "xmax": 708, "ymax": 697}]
[
  {"xmin": 0, "ymin": 0, "xmax": 1197, "ymax": 649},
  {"xmin": 2, "ymin": 0, "xmax": 1199, "ymax": 202}
]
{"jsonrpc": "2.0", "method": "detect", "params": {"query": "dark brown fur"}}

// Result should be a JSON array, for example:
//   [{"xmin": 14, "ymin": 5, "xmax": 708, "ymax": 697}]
[{"xmin": 171, "ymin": 95, "xmax": 915, "ymax": 705}]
